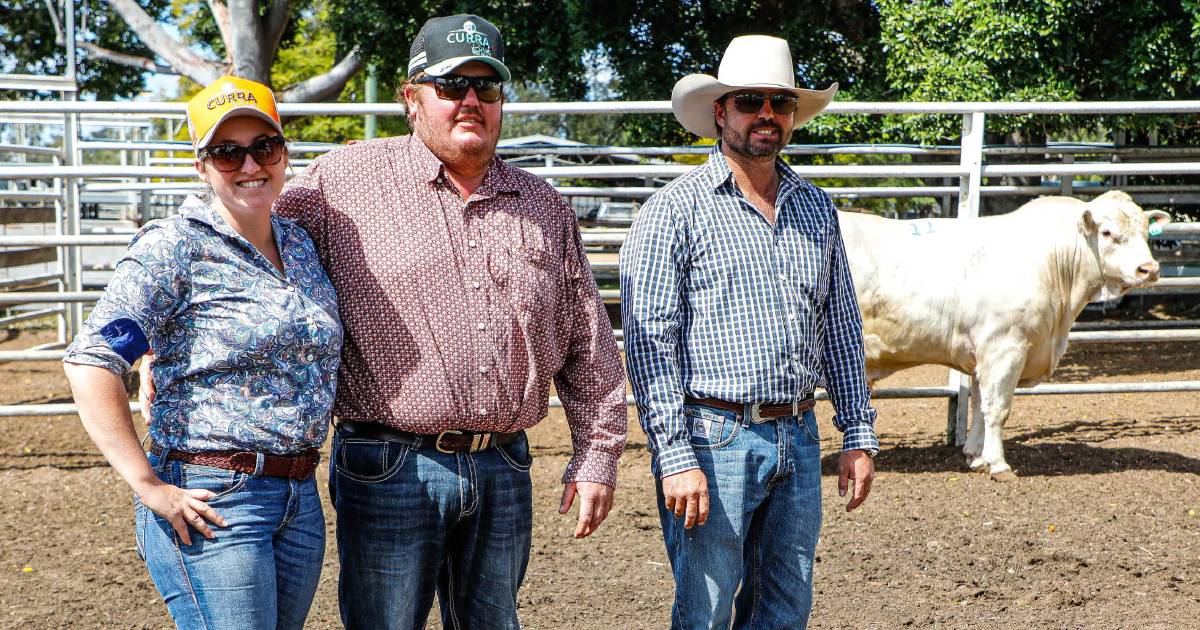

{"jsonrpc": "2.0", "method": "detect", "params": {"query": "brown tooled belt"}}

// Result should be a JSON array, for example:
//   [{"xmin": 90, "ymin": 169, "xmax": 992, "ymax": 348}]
[
  {"xmin": 335, "ymin": 419, "xmax": 522, "ymax": 454},
  {"xmin": 148, "ymin": 440, "xmax": 320, "ymax": 480},
  {"xmin": 685, "ymin": 396, "xmax": 816, "ymax": 419}
]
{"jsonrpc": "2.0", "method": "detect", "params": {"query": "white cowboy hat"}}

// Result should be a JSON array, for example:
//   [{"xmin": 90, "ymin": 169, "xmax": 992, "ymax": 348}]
[{"xmin": 671, "ymin": 35, "xmax": 838, "ymax": 139}]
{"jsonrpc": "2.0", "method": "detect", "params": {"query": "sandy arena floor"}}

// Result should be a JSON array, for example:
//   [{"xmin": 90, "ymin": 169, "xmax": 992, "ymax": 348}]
[{"xmin": 0, "ymin": 327, "xmax": 1197, "ymax": 629}]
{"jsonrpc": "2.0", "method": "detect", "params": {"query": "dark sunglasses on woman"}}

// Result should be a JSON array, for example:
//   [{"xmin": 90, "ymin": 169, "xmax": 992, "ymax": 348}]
[
  {"xmin": 413, "ymin": 74, "xmax": 504, "ymax": 103},
  {"xmin": 728, "ymin": 91, "xmax": 800, "ymax": 115},
  {"xmin": 199, "ymin": 135, "xmax": 287, "ymax": 172}
]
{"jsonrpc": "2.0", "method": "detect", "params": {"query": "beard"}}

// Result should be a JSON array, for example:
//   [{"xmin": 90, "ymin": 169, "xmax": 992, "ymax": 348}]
[
  {"xmin": 411, "ymin": 101, "xmax": 501, "ymax": 172},
  {"xmin": 722, "ymin": 120, "xmax": 787, "ymax": 160}
]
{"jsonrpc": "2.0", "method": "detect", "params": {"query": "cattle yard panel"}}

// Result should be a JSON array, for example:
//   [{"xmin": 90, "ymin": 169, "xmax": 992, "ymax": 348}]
[{"xmin": 1, "ymin": 101, "xmax": 1199, "ymax": 434}]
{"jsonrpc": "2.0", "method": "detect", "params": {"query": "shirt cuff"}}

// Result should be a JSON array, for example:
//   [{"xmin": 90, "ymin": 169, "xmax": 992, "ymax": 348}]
[
  {"xmin": 653, "ymin": 442, "xmax": 699, "ymax": 479},
  {"xmin": 562, "ymin": 447, "xmax": 621, "ymax": 488},
  {"xmin": 840, "ymin": 422, "xmax": 880, "ymax": 456}
]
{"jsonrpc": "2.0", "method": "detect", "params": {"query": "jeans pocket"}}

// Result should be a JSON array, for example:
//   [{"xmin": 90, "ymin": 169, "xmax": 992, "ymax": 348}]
[
  {"xmin": 335, "ymin": 437, "xmax": 409, "ymax": 483},
  {"xmin": 496, "ymin": 432, "xmax": 533, "ymax": 472},
  {"xmin": 684, "ymin": 405, "xmax": 741, "ymax": 451},
  {"xmin": 800, "ymin": 410, "xmax": 821, "ymax": 444},
  {"xmin": 179, "ymin": 463, "xmax": 249, "ymax": 501}
]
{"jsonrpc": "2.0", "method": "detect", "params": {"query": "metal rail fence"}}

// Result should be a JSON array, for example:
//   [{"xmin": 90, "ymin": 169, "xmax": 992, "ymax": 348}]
[{"xmin": 2, "ymin": 99, "xmax": 1199, "ymax": 441}]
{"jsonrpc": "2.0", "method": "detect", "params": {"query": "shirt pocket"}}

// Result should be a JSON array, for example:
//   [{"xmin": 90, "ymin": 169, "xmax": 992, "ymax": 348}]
[
  {"xmin": 489, "ymin": 245, "xmax": 560, "ymax": 312},
  {"xmin": 782, "ymin": 226, "xmax": 832, "ymax": 312}
]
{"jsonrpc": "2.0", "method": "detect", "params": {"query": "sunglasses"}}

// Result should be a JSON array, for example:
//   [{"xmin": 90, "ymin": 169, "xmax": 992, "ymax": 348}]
[
  {"xmin": 728, "ymin": 91, "xmax": 800, "ymax": 115},
  {"xmin": 413, "ymin": 74, "xmax": 504, "ymax": 103},
  {"xmin": 198, "ymin": 135, "xmax": 287, "ymax": 172}
]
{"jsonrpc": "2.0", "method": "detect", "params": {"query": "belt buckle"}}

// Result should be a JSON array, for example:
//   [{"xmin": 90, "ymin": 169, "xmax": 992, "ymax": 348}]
[
  {"xmin": 750, "ymin": 403, "xmax": 768, "ymax": 424},
  {"xmin": 435, "ymin": 430, "xmax": 463, "ymax": 454}
]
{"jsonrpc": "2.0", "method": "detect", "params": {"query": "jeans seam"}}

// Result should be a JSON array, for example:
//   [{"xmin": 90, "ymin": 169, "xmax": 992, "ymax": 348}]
[
  {"xmin": 168, "ymin": 462, "xmax": 209, "ymax": 630},
  {"xmin": 768, "ymin": 421, "xmax": 790, "ymax": 489},
  {"xmin": 443, "ymin": 552, "xmax": 463, "ymax": 630},
  {"xmin": 462, "ymin": 453, "xmax": 479, "ymax": 518},
  {"xmin": 749, "ymin": 523, "xmax": 763, "ymax": 629},
  {"xmin": 276, "ymin": 478, "xmax": 300, "ymax": 533}
]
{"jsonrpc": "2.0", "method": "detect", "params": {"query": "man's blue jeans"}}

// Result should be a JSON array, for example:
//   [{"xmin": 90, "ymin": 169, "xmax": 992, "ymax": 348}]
[
  {"xmin": 330, "ymin": 427, "xmax": 534, "ymax": 630},
  {"xmin": 657, "ymin": 404, "xmax": 823, "ymax": 630},
  {"xmin": 136, "ymin": 450, "xmax": 326, "ymax": 630}
]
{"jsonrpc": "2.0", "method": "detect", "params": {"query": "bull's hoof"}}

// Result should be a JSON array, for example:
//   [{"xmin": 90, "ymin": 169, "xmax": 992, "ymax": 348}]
[{"xmin": 990, "ymin": 469, "xmax": 1018, "ymax": 482}]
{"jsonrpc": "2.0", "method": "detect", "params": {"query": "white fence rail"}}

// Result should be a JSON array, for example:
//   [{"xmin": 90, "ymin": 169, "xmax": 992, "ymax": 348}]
[{"xmin": 2, "ymin": 98, "xmax": 1199, "ymax": 439}]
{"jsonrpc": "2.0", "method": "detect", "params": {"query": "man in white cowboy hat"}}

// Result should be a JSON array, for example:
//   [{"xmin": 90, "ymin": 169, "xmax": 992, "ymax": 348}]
[{"xmin": 621, "ymin": 34, "xmax": 878, "ymax": 628}]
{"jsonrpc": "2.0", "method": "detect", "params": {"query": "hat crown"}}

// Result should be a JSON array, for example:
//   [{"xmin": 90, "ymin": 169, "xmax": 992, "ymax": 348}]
[{"xmin": 715, "ymin": 35, "xmax": 796, "ymax": 90}]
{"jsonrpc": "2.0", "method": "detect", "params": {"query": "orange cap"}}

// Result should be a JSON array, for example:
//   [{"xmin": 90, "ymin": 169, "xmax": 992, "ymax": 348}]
[{"xmin": 186, "ymin": 76, "xmax": 283, "ymax": 154}]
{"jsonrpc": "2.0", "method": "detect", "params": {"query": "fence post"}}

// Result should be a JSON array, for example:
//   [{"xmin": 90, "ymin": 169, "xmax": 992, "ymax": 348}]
[
  {"xmin": 62, "ymin": 0, "xmax": 84, "ymax": 344},
  {"xmin": 946, "ymin": 111, "xmax": 984, "ymax": 445}
]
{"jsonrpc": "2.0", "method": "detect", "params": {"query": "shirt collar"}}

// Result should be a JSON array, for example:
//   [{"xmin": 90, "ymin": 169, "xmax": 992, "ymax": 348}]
[
  {"xmin": 702, "ymin": 142, "xmax": 801, "ymax": 199},
  {"xmin": 178, "ymin": 193, "xmax": 294, "ymax": 246}
]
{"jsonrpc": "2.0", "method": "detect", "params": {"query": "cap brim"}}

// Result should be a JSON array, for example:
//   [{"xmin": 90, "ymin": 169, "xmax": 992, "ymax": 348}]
[
  {"xmin": 194, "ymin": 108, "xmax": 285, "ymax": 156},
  {"xmin": 670, "ymin": 74, "xmax": 838, "ymax": 139},
  {"xmin": 424, "ymin": 56, "xmax": 512, "ymax": 82}
]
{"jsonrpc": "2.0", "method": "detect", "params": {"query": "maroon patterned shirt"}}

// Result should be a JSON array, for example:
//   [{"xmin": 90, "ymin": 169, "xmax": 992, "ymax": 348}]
[{"xmin": 274, "ymin": 134, "xmax": 627, "ymax": 485}]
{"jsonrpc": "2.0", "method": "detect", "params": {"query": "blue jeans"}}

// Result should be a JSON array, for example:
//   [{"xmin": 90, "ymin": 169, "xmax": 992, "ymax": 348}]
[
  {"xmin": 329, "ymin": 427, "xmax": 534, "ymax": 630},
  {"xmin": 135, "ymin": 450, "xmax": 326, "ymax": 630},
  {"xmin": 656, "ymin": 404, "xmax": 823, "ymax": 630}
]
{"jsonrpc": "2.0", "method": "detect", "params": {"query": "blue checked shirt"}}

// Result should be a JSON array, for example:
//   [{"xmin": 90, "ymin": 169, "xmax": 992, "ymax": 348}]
[{"xmin": 620, "ymin": 145, "xmax": 879, "ymax": 478}]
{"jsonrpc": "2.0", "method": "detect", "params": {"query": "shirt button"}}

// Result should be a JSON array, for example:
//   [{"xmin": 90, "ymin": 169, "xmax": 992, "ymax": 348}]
[
  {"xmin": 468, "ymin": 239, "xmax": 477, "ymax": 248},
  {"xmin": 787, "ymin": 312, "xmax": 796, "ymax": 320},
  {"xmin": 480, "ymin": 365, "xmax": 490, "ymax": 374},
  {"xmin": 471, "ymin": 281, "xmax": 481, "ymax": 289},
  {"xmin": 791, "ymin": 352, "xmax": 800, "ymax": 360},
  {"xmin": 778, "ymin": 273, "xmax": 788, "ymax": 282},
  {"xmin": 477, "ymin": 322, "xmax": 486, "ymax": 330},
  {"xmin": 478, "ymin": 408, "xmax": 489, "ymax": 416}
]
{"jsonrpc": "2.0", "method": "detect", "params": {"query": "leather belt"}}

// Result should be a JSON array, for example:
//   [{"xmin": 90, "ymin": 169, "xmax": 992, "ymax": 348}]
[
  {"xmin": 148, "ymin": 440, "xmax": 319, "ymax": 480},
  {"xmin": 685, "ymin": 396, "xmax": 815, "ymax": 423},
  {"xmin": 335, "ymin": 419, "xmax": 522, "ymax": 454}
]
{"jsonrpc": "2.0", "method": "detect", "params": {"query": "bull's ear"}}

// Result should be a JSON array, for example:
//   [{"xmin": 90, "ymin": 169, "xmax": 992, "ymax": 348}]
[
  {"xmin": 1081, "ymin": 208, "xmax": 1098, "ymax": 233},
  {"xmin": 1146, "ymin": 209, "xmax": 1172, "ymax": 227}
]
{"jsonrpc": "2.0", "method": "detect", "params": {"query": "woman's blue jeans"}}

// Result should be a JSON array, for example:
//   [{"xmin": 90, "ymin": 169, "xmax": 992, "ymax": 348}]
[{"xmin": 135, "ymin": 450, "xmax": 326, "ymax": 630}]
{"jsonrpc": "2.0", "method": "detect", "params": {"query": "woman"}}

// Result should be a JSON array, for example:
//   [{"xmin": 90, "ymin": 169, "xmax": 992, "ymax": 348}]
[{"xmin": 63, "ymin": 76, "xmax": 342, "ymax": 629}]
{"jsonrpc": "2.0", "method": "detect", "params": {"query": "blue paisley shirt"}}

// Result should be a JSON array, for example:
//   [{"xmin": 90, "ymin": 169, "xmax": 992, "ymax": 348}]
[{"xmin": 64, "ymin": 195, "xmax": 343, "ymax": 455}]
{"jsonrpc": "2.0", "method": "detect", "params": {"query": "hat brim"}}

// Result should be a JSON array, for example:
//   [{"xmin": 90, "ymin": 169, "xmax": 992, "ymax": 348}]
[
  {"xmin": 671, "ymin": 74, "xmax": 838, "ymax": 139},
  {"xmin": 193, "ymin": 108, "xmax": 285, "ymax": 156},
  {"xmin": 424, "ymin": 56, "xmax": 512, "ymax": 82}
]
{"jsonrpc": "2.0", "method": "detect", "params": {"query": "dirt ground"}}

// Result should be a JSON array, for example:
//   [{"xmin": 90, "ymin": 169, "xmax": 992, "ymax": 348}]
[{"xmin": 0, "ymin": 325, "xmax": 1198, "ymax": 629}]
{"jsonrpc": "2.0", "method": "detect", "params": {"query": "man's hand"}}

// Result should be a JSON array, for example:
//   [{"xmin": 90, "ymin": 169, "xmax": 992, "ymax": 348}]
[
  {"xmin": 661, "ymin": 468, "xmax": 709, "ymax": 529},
  {"xmin": 838, "ymin": 449, "xmax": 874, "ymax": 512},
  {"xmin": 138, "ymin": 351, "xmax": 155, "ymax": 425},
  {"xmin": 559, "ymin": 481, "xmax": 614, "ymax": 539}
]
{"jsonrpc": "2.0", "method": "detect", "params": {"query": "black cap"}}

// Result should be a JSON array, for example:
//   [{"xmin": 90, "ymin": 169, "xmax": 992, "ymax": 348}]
[{"xmin": 408, "ymin": 14, "xmax": 510, "ymax": 81}]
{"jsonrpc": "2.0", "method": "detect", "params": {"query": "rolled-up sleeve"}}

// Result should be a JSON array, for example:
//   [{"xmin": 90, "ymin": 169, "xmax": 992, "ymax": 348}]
[
  {"xmin": 620, "ymin": 194, "xmax": 696, "ymax": 478},
  {"xmin": 821, "ymin": 206, "xmax": 880, "ymax": 454},
  {"xmin": 62, "ymin": 224, "xmax": 191, "ymax": 375},
  {"xmin": 555, "ymin": 212, "xmax": 629, "ymax": 487}
]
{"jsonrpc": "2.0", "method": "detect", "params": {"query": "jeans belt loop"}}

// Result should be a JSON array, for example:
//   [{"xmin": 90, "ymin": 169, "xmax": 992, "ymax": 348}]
[{"xmin": 252, "ymin": 452, "xmax": 266, "ymax": 477}]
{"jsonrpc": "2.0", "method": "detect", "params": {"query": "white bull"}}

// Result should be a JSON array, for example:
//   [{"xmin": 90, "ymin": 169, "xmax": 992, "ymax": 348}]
[{"xmin": 839, "ymin": 191, "xmax": 1170, "ymax": 480}]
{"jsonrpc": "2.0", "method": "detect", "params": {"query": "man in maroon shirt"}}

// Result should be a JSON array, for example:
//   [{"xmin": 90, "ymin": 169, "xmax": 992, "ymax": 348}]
[{"xmin": 273, "ymin": 14, "xmax": 627, "ymax": 630}]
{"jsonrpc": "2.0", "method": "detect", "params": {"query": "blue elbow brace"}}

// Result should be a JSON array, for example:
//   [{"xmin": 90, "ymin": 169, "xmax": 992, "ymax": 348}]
[{"xmin": 99, "ymin": 318, "xmax": 150, "ymax": 365}]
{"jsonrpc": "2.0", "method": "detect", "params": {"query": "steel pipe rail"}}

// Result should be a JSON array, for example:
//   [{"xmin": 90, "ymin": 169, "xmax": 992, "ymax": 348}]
[
  {"xmin": 10, "ymin": 100, "xmax": 1200, "ymax": 116},
  {"xmin": 1067, "ymin": 329, "xmax": 1200, "ymax": 343},
  {"xmin": 0, "ymin": 402, "xmax": 139, "ymax": 418},
  {"xmin": 0, "ymin": 143, "xmax": 63, "ymax": 157},
  {"xmin": 985, "ymin": 162, "xmax": 1200, "ymax": 177},
  {"xmin": 0, "ymin": 291, "xmax": 102, "ymax": 304}
]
